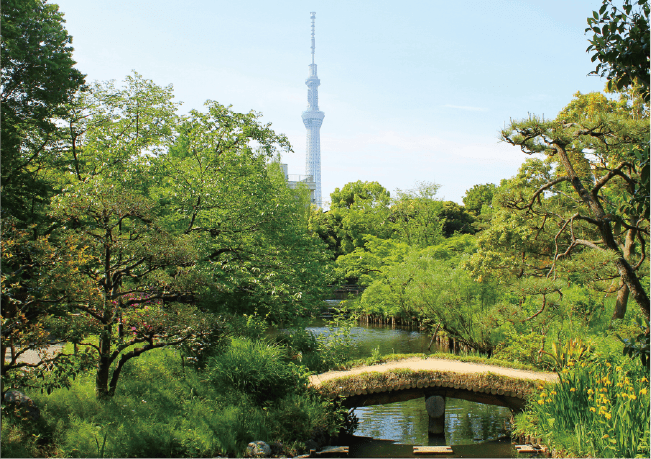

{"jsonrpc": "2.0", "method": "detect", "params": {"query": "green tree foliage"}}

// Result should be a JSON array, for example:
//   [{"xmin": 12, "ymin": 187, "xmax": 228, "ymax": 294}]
[
  {"xmin": 472, "ymin": 91, "xmax": 649, "ymax": 321},
  {"xmin": 462, "ymin": 183, "xmax": 496, "ymax": 216},
  {"xmin": 157, "ymin": 109, "xmax": 331, "ymax": 322},
  {"xmin": 2, "ymin": 73, "xmax": 330, "ymax": 397},
  {"xmin": 1, "ymin": 0, "xmax": 85, "ymax": 224},
  {"xmin": 1, "ymin": 220, "xmax": 96, "ymax": 394},
  {"xmin": 335, "ymin": 236, "xmax": 412, "ymax": 286},
  {"xmin": 348, "ymin": 234, "xmax": 503, "ymax": 353},
  {"xmin": 389, "ymin": 182, "xmax": 446, "ymax": 247},
  {"xmin": 437, "ymin": 201, "xmax": 476, "ymax": 237},
  {"xmin": 317, "ymin": 181, "xmax": 392, "ymax": 256},
  {"xmin": 45, "ymin": 74, "xmax": 219, "ymax": 397},
  {"xmin": 586, "ymin": 0, "xmax": 650, "ymax": 101},
  {"xmin": 329, "ymin": 180, "xmax": 391, "ymax": 210}
]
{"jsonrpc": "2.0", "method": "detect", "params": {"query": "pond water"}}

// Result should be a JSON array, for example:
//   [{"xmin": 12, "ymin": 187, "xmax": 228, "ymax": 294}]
[
  {"xmin": 304, "ymin": 321, "xmax": 525, "ymax": 458},
  {"xmin": 306, "ymin": 318, "xmax": 442, "ymax": 359}
]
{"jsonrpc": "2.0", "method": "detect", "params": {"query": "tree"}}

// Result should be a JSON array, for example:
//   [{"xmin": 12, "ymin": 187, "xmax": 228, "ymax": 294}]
[
  {"xmin": 53, "ymin": 76, "xmax": 330, "ymax": 396},
  {"xmin": 156, "ymin": 103, "xmax": 331, "ymax": 323},
  {"xmin": 321, "ymin": 181, "xmax": 392, "ymax": 255},
  {"xmin": 349, "ymin": 234, "xmax": 501, "ymax": 353},
  {"xmin": 438, "ymin": 201, "xmax": 476, "ymax": 237},
  {"xmin": 1, "ymin": 0, "xmax": 85, "ymax": 224},
  {"xmin": 389, "ymin": 182, "xmax": 446, "ymax": 247},
  {"xmin": 41, "ymin": 74, "xmax": 222, "ymax": 397},
  {"xmin": 1, "ymin": 219, "xmax": 95, "ymax": 395},
  {"xmin": 493, "ymin": 91, "xmax": 649, "ymax": 320},
  {"xmin": 463, "ymin": 183, "xmax": 496, "ymax": 216},
  {"xmin": 586, "ymin": 0, "xmax": 650, "ymax": 101},
  {"xmin": 330, "ymin": 180, "xmax": 391, "ymax": 210}
]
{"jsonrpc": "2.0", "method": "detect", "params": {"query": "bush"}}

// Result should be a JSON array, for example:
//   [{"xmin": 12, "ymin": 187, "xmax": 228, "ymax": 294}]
[
  {"xmin": 208, "ymin": 338, "xmax": 309, "ymax": 403},
  {"xmin": 225, "ymin": 314, "xmax": 268, "ymax": 340},
  {"xmin": 493, "ymin": 331, "xmax": 549, "ymax": 369},
  {"xmin": 273, "ymin": 327, "xmax": 319, "ymax": 355}
]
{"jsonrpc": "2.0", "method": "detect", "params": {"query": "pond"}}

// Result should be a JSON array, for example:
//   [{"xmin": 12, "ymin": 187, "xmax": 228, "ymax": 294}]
[{"xmin": 303, "ymin": 320, "xmax": 529, "ymax": 458}]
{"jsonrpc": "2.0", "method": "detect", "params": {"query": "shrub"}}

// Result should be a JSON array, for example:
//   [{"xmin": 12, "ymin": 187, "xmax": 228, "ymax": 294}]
[
  {"xmin": 208, "ymin": 338, "xmax": 309, "ymax": 403},
  {"xmin": 273, "ymin": 327, "xmax": 319, "ymax": 355},
  {"xmin": 225, "ymin": 314, "xmax": 268, "ymax": 340},
  {"xmin": 493, "ymin": 331, "xmax": 549, "ymax": 369}
]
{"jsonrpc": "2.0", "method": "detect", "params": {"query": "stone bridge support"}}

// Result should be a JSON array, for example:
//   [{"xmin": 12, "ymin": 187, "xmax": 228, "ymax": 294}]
[{"xmin": 425, "ymin": 395, "xmax": 445, "ymax": 435}]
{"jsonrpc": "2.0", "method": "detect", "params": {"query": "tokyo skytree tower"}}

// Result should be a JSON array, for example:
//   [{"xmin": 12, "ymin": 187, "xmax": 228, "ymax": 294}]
[{"xmin": 302, "ymin": 12, "xmax": 324, "ymax": 208}]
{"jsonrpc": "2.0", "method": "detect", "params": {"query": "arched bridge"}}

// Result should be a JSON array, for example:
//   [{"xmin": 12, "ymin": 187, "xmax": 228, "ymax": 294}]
[{"xmin": 309, "ymin": 357, "xmax": 557, "ymax": 434}]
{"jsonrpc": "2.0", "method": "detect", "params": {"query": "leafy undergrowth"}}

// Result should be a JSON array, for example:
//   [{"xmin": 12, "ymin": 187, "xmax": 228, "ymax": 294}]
[
  {"xmin": 1, "ymin": 340, "xmax": 349, "ymax": 458},
  {"xmin": 513, "ymin": 356, "xmax": 650, "ymax": 458}
]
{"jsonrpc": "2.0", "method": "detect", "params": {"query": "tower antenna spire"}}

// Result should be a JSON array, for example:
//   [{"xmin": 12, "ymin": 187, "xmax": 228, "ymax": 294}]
[
  {"xmin": 310, "ymin": 12, "xmax": 316, "ymax": 64},
  {"xmin": 302, "ymin": 11, "xmax": 324, "ymax": 208}
]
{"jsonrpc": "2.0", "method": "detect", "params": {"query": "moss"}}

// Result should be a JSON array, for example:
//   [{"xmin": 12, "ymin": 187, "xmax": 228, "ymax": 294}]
[{"xmin": 317, "ymin": 368, "xmax": 544, "ymax": 400}]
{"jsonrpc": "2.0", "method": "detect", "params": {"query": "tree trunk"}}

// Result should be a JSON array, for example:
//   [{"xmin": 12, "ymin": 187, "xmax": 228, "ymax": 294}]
[
  {"xmin": 612, "ymin": 226, "xmax": 638, "ymax": 320},
  {"xmin": 95, "ymin": 328, "xmax": 113, "ymax": 398},
  {"xmin": 554, "ymin": 143, "xmax": 650, "ymax": 320},
  {"xmin": 613, "ymin": 281, "xmax": 629, "ymax": 320}
]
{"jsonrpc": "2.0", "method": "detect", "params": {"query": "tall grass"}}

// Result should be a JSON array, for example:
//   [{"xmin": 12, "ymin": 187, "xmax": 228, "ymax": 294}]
[
  {"xmin": 209, "ymin": 337, "xmax": 309, "ymax": 403},
  {"xmin": 514, "ymin": 356, "xmax": 650, "ymax": 458},
  {"xmin": 2, "ymin": 344, "xmax": 347, "ymax": 458}
]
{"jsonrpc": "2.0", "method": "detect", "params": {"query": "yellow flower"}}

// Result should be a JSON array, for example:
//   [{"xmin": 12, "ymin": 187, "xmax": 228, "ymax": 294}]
[
  {"xmin": 628, "ymin": 386, "xmax": 634, "ymax": 392},
  {"xmin": 616, "ymin": 366, "xmax": 622, "ymax": 372},
  {"xmin": 540, "ymin": 392, "xmax": 547, "ymax": 398},
  {"xmin": 641, "ymin": 377, "xmax": 649, "ymax": 383},
  {"xmin": 538, "ymin": 399, "xmax": 544, "ymax": 405},
  {"xmin": 587, "ymin": 389, "xmax": 594, "ymax": 395},
  {"xmin": 567, "ymin": 361, "xmax": 574, "ymax": 366},
  {"xmin": 640, "ymin": 388, "xmax": 648, "ymax": 395},
  {"xmin": 602, "ymin": 434, "xmax": 609, "ymax": 439},
  {"xmin": 538, "ymin": 385, "xmax": 544, "ymax": 390},
  {"xmin": 550, "ymin": 391, "xmax": 557, "ymax": 395},
  {"xmin": 604, "ymin": 412, "xmax": 612, "ymax": 420},
  {"xmin": 629, "ymin": 394, "xmax": 637, "ymax": 400},
  {"xmin": 570, "ymin": 388, "xmax": 576, "ymax": 392},
  {"xmin": 616, "ymin": 382, "xmax": 623, "ymax": 388},
  {"xmin": 590, "ymin": 407, "xmax": 596, "ymax": 412},
  {"xmin": 606, "ymin": 362, "xmax": 612, "ymax": 368},
  {"xmin": 546, "ymin": 398, "xmax": 552, "ymax": 403}
]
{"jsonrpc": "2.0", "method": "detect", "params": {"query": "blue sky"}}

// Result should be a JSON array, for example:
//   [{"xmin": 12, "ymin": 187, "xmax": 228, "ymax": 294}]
[{"xmin": 55, "ymin": 0, "xmax": 607, "ymax": 207}]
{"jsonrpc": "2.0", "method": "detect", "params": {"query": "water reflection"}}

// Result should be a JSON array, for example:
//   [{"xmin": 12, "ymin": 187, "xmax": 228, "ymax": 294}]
[
  {"xmin": 352, "ymin": 397, "xmax": 511, "ymax": 446},
  {"xmin": 306, "ymin": 320, "xmax": 443, "ymax": 359},
  {"xmin": 301, "ymin": 322, "xmax": 517, "ymax": 457}
]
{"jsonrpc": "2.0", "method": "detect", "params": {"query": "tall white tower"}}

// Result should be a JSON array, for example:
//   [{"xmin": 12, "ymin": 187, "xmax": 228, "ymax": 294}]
[{"xmin": 302, "ymin": 11, "xmax": 324, "ymax": 208}]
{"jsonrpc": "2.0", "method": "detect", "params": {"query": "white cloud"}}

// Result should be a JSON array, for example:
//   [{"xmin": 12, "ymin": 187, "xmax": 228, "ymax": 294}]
[{"xmin": 442, "ymin": 104, "xmax": 489, "ymax": 112}]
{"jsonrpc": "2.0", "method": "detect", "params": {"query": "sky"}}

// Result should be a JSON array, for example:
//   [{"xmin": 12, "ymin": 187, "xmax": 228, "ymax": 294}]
[{"xmin": 54, "ymin": 0, "xmax": 607, "ymax": 208}]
